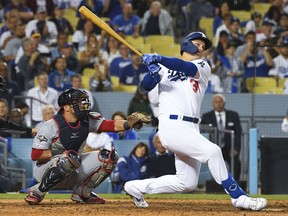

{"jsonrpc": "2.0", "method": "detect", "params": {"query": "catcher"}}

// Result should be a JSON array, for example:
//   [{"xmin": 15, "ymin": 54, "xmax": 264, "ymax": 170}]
[{"xmin": 24, "ymin": 87, "xmax": 151, "ymax": 205}]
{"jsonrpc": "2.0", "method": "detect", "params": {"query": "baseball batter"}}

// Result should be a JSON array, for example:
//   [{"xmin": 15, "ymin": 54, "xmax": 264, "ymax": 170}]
[
  {"xmin": 24, "ymin": 88, "xmax": 150, "ymax": 205},
  {"xmin": 124, "ymin": 32, "xmax": 267, "ymax": 211}
]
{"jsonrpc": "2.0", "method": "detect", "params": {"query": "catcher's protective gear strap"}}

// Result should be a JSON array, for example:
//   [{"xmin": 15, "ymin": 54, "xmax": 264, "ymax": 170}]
[
  {"xmin": 74, "ymin": 149, "xmax": 119, "ymax": 198},
  {"xmin": 99, "ymin": 120, "xmax": 115, "ymax": 132},
  {"xmin": 0, "ymin": 118, "xmax": 32, "ymax": 135},
  {"xmin": 221, "ymin": 172, "xmax": 246, "ymax": 199},
  {"xmin": 160, "ymin": 56, "xmax": 198, "ymax": 77},
  {"xmin": 38, "ymin": 167, "xmax": 65, "ymax": 192},
  {"xmin": 31, "ymin": 148, "xmax": 44, "ymax": 161},
  {"xmin": 140, "ymin": 72, "xmax": 161, "ymax": 92}
]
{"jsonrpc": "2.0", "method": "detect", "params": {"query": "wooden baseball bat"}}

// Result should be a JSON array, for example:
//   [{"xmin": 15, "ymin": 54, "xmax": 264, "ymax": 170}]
[{"xmin": 78, "ymin": 6, "xmax": 143, "ymax": 57}]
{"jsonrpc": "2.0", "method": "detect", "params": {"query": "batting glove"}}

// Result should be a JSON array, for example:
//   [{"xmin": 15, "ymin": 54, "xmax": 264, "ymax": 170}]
[
  {"xmin": 148, "ymin": 63, "xmax": 161, "ymax": 76},
  {"xmin": 141, "ymin": 53, "xmax": 162, "ymax": 65}
]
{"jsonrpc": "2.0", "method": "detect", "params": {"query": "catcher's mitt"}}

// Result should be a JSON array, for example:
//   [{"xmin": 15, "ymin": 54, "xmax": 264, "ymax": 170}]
[{"xmin": 127, "ymin": 112, "xmax": 151, "ymax": 130}]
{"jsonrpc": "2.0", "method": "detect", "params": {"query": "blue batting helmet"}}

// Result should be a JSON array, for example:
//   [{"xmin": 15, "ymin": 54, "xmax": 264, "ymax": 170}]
[{"xmin": 180, "ymin": 32, "xmax": 212, "ymax": 55}]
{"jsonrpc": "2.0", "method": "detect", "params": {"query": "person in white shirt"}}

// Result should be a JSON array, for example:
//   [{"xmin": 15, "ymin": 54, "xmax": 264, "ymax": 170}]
[
  {"xmin": 269, "ymin": 36, "xmax": 288, "ymax": 79},
  {"xmin": 25, "ymin": 7, "xmax": 58, "ymax": 44},
  {"xmin": 245, "ymin": 11, "xmax": 262, "ymax": 34},
  {"xmin": 25, "ymin": 71, "xmax": 59, "ymax": 127}
]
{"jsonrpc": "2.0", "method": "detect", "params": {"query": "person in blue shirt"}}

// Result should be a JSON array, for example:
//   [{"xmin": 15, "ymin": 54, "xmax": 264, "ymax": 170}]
[
  {"xmin": 48, "ymin": 56, "xmax": 76, "ymax": 92},
  {"xmin": 111, "ymin": 3, "xmax": 141, "ymax": 37},
  {"xmin": 119, "ymin": 51, "xmax": 148, "ymax": 85},
  {"xmin": 112, "ymin": 142, "xmax": 149, "ymax": 193},
  {"xmin": 109, "ymin": 44, "xmax": 131, "ymax": 77}
]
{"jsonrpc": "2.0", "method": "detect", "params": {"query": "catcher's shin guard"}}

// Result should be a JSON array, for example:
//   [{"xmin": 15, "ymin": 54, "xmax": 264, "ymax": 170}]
[
  {"xmin": 73, "ymin": 148, "xmax": 119, "ymax": 199},
  {"xmin": 39, "ymin": 150, "xmax": 81, "ymax": 192}
]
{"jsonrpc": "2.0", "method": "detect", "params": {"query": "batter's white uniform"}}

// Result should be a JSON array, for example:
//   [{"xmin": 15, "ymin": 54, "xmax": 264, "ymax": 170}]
[{"xmin": 125, "ymin": 59, "xmax": 228, "ymax": 194}]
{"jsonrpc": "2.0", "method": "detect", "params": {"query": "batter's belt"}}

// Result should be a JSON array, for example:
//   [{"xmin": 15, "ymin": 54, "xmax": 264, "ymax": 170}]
[{"xmin": 169, "ymin": 114, "xmax": 199, "ymax": 124}]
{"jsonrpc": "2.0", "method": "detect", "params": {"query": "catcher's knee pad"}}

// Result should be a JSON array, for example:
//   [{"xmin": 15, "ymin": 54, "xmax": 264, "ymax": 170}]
[
  {"xmin": 75, "ymin": 148, "xmax": 119, "ymax": 198},
  {"xmin": 58, "ymin": 150, "xmax": 82, "ymax": 175}
]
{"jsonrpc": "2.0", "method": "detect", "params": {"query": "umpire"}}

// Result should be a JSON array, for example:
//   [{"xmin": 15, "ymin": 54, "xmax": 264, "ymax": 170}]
[{"xmin": 201, "ymin": 94, "xmax": 242, "ymax": 181}]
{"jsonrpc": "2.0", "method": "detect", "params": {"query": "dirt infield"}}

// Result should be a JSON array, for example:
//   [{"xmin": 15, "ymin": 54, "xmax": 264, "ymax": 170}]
[{"xmin": 0, "ymin": 198, "xmax": 288, "ymax": 216}]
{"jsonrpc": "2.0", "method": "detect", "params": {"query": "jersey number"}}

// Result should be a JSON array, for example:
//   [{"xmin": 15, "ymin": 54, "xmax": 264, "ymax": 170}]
[{"xmin": 190, "ymin": 79, "xmax": 199, "ymax": 93}]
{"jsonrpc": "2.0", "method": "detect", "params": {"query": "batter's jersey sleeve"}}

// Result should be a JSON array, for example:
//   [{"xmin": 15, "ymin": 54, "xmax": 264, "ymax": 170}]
[{"xmin": 192, "ymin": 59, "xmax": 211, "ymax": 87}]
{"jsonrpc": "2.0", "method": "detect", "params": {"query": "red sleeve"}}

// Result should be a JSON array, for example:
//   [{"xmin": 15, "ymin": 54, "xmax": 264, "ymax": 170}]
[
  {"xmin": 31, "ymin": 148, "xmax": 44, "ymax": 161},
  {"xmin": 98, "ymin": 120, "xmax": 116, "ymax": 132}
]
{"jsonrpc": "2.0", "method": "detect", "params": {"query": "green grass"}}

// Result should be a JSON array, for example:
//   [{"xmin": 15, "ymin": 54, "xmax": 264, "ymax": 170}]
[{"xmin": 1, "ymin": 193, "xmax": 288, "ymax": 200}]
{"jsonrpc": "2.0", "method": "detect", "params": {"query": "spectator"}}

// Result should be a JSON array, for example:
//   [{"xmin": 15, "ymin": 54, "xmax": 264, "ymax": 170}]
[
  {"xmin": 111, "ymin": 3, "xmax": 141, "ymax": 37},
  {"xmin": 78, "ymin": 34, "xmax": 106, "ymax": 69},
  {"xmin": 213, "ymin": 1, "xmax": 230, "ymax": 35},
  {"xmin": 0, "ymin": 98, "xmax": 11, "ymax": 137},
  {"xmin": 245, "ymin": 11, "xmax": 262, "ymax": 34},
  {"xmin": 48, "ymin": 56, "xmax": 76, "ymax": 92},
  {"xmin": 0, "ymin": 13, "xmax": 18, "ymax": 35},
  {"xmin": 50, "ymin": 32, "xmax": 69, "ymax": 62},
  {"xmin": 35, "ymin": 104, "xmax": 56, "ymax": 129},
  {"xmin": 17, "ymin": 37, "xmax": 49, "ymax": 90},
  {"xmin": 112, "ymin": 142, "xmax": 149, "ymax": 193},
  {"xmin": 14, "ymin": 101, "xmax": 30, "ymax": 127},
  {"xmin": 84, "ymin": 131, "xmax": 112, "ymax": 152},
  {"xmin": 234, "ymin": 31, "xmax": 256, "ymax": 73},
  {"xmin": 26, "ymin": 0, "xmax": 56, "ymax": 17},
  {"xmin": 49, "ymin": 6, "xmax": 74, "ymax": 36},
  {"xmin": 25, "ymin": 7, "xmax": 58, "ymax": 44},
  {"xmin": 217, "ymin": 42, "xmax": 242, "ymax": 93},
  {"xmin": 119, "ymin": 51, "xmax": 148, "ymax": 85},
  {"xmin": 8, "ymin": 108, "xmax": 32, "ymax": 138},
  {"xmin": 60, "ymin": 43, "xmax": 81, "ymax": 73},
  {"xmin": 274, "ymin": 13, "xmax": 288, "ymax": 36},
  {"xmin": 146, "ymin": 133, "xmax": 176, "ymax": 178},
  {"xmin": 109, "ymin": 44, "xmax": 131, "ymax": 77},
  {"xmin": 215, "ymin": 13, "xmax": 232, "ymax": 46},
  {"xmin": 70, "ymin": 74, "xmax": 95, "ymax": 108},
  {"xmin": 256, "ymin": 18, "xmax": 276, "ymax": 44},
  {"xmin": 269, "ymin": 36, "xmax": 288, "ymax": 79},
  {"xmin": 240, "ymin": 34, "xmax": 273, "ymax": 87},
  {"xmin": 72, "ymin": 20, "xmax": 95, "ymax": 52},
  {"xmin": 15, "ymin": 31, "xmax": 51, "ymax": 66},
  {"xmin": 77, "ymin": 0, "xmax": 104, "ymax": 18},
  {"xmin": 35, "ymin": 20, "xmax": 55, "ymax": 46},
  {"xmin": 201, "ymin": 94, "xmax": 242, "ymax": 180},
  {"xmin": 141, "ymin": 1, "xmax": 174, "ymax": 36},
  {"xmin": 102, "ymin": 0, "xmax": 126, "ymax": 20},
  {"xmin": 26, "ymin": 71, "xmax": 59, "ymax": 127},
  {"xmin": 227, "ymin": 0, "xmax": 250, "ymax": 11},
  {"xmin": 203, "ymin": 49, "xmax": 223, "ymax": 93},
  {"xmin": 89, "ymin": 63, "xmax": 113, "ymax": 92},
  {"xmin": 101, "ymin": 36, "xmax": 121, "ymax": 65},
  {"xmin": 228, "ymin": 17, "xmax": 244, "ymax": 48},
  {"xmin": 0, "ymin": 15, "xmax": 20, "ymax": 50},
  {"xmin": 107, "ymin": 111, "xmax": 138, "ymax": 141},
  {"xmin": 127, "ymin": 88, "xmax": 153, "ymax": 116},
  {"xmin": 3, "ymin": 0, "xmax": 33, "ymax": 24},
  {"xmin": 3, "ymin": 22, "xmax": 26, "ymax": 63},
  {"xmin": 216, "ymin": 30, "xmax": 229, "ymax": 56},
  {"xmin": 0, "ymin": 60, "xmax": 20, "ymax": 107}
]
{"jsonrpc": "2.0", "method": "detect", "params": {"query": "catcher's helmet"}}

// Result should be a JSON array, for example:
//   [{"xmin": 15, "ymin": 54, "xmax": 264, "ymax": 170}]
[
  {"xmin": 58, "ymin": 88, "xmax": 91, "ymax": 118},
  {"xmin": 181, "ymin": 32, "xmax": 212, "ymax": 55}
]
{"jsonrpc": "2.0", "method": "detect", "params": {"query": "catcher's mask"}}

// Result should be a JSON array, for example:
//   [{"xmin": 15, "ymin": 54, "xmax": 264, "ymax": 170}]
[{"xmin": 58, "ymin": 88, "xmax": 91, "ymax": 118}]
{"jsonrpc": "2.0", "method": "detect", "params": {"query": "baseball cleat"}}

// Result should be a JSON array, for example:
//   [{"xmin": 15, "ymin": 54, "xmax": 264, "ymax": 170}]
[
  {"xmin": 131, "ymin": 196, "xmax": 149, "ymax": 208},
  {"xmin": 71, "ymin": 191, "xmax": 105, "ymax": 204},
  {"xmin": 231, "ymin": 195, "xmax": 268, "ymax": 211},
  {"xmin": 24, "ymin": 191, "xmax": 44, "ymax": 205}
]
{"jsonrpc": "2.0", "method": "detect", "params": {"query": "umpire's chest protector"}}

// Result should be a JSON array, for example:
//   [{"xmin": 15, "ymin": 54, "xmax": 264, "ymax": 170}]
[{"xmin": 53, "ymin": 114, "xmax": 89, "ymax": 152}]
